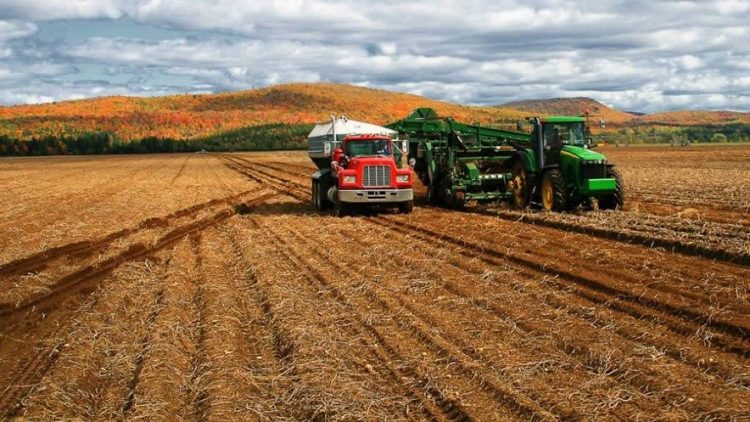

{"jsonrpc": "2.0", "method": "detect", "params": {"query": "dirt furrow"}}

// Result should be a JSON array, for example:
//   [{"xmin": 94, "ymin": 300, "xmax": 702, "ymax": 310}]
[
  {"xmin": 257, "ymin": 216, "xmax": 552, "ymax": 420},
  {"xmin": 331, "ymin": 216, "xmax": 748, "ymax": 417},
  {"xmin": 0, "ymin": 191, "xmax": 276, "ymax": 320},
  {"xmin": 17, "ymin": 254, "xmax": 172, "ymax": 419},
  {"xmin": 277, "ymin": 220, "xmax": 690, "ymax": 419},
  {"xmin": 243, "ymin": 216, "xmax": 487, "ymax": 420},
  {"xmin": 374, "ymin": 214, "xmax": 750, "ymax": 355},
  {"xmin": 0, "ymin": 186, "xmax": 263, "ymax": 279}
]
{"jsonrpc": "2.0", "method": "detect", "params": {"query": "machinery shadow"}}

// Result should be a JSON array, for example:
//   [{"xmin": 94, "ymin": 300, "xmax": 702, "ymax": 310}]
[{"xmin": 238, "ymin": 201, "xmax": 318, "ymax": 217}]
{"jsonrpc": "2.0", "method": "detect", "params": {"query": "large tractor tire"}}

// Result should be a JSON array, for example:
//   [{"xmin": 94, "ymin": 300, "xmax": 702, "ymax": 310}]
[
  {"xmin": 510, "ymin": 160, "xmax": 531, "ymax": 209},
  {"xmin": 398, "ymin": 200, "xmax": 414, "ymax": 214},
  {"xmin": 599, "ymin": 167, "xmax": 625, "ymax": 210},
  {"xmin": 541, "ymin": 169, "xmax": 567, "ymax": 212}
]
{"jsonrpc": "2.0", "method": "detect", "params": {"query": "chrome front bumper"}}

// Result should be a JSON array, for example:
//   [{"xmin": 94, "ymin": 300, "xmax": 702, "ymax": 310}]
[{"xmin": 338, "ymin": 189, "xmax": 413, "ymax": 204}]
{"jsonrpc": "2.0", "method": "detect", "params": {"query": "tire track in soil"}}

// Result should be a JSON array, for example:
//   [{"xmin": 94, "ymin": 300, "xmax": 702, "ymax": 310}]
[
  {"xmin": 0, "ymin": 255, "xmax": 171, "ymax": 419},
  {"xmin": 0, "ymin": 187, "xmax": 263, "ymax": 278},
  {"xmin": 170, "ymin": 155, "xmax": 191, "ymax": 185},
  {"xmin": 221, "ymin": 228, "xmax": 299, "ymax": 420},
  {"xmin": 484, "ymin": 208, "xmax": 750, "ymax": 266},
  {"xmin": 275, "ymin": 221, "xmax": 636, "ymax": 420},
  {"xmin": 247, "ymin": 217, "xmax": 475, "ymax": 421},
  {"xmin": 222, "ymin": 157, "xmax": 748, "ymax": 338},
  {"xmin": 255, "ymin": 217, "xmax": 553, "ymax": 421},
  {"xmin": 218, "ymin": 156, "xmax": 309, "ymax": 202},
  {"xmin": 370, "ymin": 216, "xmax": 750, "ymax": 358},
  {"xmin": 237, "ymin": 157, "xmax": 750, "ymax": 267},
  {"xmin": 355, "ymin": 221, "xmax": 749, "ymax": 389},
  {"xmin": 334, "ymin": 221, "xmax": 749, "ymax": 416},
  {"xmin": 187, "ymin": 234, "xmax": 211, "ymax": 421},
  {"xmin": 0, "ymin": 191, "xmax": 276, "ymax": 323},
  {"xmin": 222, "ymin": 159, "xmax": 749, "ymax": 328},
  {"xmin": 120, "ymin": 262, "xmax": 169, "ymax": 417},
  {"xmin": 0, "ymin": 320, "xmax": 73, "ymax": 418},
  {"xmin": 471, "ymin": 210, "xmax": 747, "ymax": 310},
  {"xmin": 239, "ymin": 218, "xmax": 446, "ymax": 420}
]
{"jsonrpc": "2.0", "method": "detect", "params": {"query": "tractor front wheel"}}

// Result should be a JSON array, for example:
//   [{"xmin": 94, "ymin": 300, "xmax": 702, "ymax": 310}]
[
  {"xmin": 541, "ymin": 169, "xmax": 567, "ymax": 212},
  {"xmin": 599, "ymin": 168, "xmax": 625, "ymax": 210}
]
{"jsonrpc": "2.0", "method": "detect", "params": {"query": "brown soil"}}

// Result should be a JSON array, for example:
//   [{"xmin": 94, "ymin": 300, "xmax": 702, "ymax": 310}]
[{"xmin": 1, "ymin": 146, "xmax": 748, "ymax": 420}]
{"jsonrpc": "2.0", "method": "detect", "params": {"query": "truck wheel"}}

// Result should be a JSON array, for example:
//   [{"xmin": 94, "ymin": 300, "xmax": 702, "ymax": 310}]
[
  {"xmin": 599, "ymin": 168, "xmax": 625, "ymax": 210},
  {"xmin": 399, "ymin": 200, "xmax": 414, "ymax": 214},
  {"xmin": 541, "ymin": 169, "xmax": 567, "ymax": 212},
  {"xmin": 335, "ymin": 202, "xmax": 350, "ymax": 217},
  {"xmin": 312, "ymin": 181, "xmax": 321, "ymax": 210},
  {"xmin": 510, "ymin": 161, "xmax": 530, "ymax": 209}
]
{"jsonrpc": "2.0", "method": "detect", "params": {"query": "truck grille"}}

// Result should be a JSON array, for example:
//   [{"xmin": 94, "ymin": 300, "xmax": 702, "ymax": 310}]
[{"xmin": 363, "ymin": 165, "xmax": 391, "ymax": 187}]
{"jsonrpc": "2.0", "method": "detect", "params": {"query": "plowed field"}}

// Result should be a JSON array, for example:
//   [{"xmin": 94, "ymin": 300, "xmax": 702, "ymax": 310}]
[{"xmin": 1, "ymin": 145, "xmax": 749, "ymax": 420}]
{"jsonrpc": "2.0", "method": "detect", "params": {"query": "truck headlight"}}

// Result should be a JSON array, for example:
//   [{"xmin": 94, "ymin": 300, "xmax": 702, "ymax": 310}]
[
  {"xmin": 397, "ymin": 174, "xmax": 410, "ymax": 183},
  {"xmin": 343, "ymin": 175, "xmax": 356, "ymax": 183}
]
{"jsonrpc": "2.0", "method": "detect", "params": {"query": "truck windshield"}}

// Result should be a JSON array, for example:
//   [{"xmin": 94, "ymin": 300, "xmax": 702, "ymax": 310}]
[
  {"xmin": 345, "ymin": 140, "xmax": 392, "ymax": 157},
  {"xmin": 543, "ymin": 123, "xmax": 586, "ymax": 147}
]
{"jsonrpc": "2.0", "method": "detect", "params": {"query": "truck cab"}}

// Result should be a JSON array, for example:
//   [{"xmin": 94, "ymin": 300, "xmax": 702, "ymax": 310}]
[{"xmin": 312, "ymin": 134, "xmax": 414, "ymax": 216}]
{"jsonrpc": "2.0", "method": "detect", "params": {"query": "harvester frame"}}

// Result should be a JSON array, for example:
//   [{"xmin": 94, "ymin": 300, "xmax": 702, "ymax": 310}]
[{"xmin": 387, "ymin": 108, "xmax": 624, "ymax": 211}]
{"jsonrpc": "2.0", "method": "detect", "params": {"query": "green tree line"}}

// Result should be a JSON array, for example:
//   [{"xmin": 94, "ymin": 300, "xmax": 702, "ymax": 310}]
[
  {"xmin": 601, "ymin": 124, "xmax": 750, "ymax": 145},
  {"xmin": 0, "ymin": 123, "xmax": 314, "ymax": 156}
]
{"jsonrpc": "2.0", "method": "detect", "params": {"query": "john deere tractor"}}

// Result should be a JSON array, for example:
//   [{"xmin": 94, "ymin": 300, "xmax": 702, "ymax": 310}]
[{"xmin": 387, "ymin": 108, "xmax": 624, "ymax": 211}]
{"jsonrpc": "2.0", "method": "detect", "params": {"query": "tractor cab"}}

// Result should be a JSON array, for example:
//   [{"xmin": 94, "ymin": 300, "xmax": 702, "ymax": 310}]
[{"xmin": 532, "ymin": 117, "xmax": 590, "ymax": 167}]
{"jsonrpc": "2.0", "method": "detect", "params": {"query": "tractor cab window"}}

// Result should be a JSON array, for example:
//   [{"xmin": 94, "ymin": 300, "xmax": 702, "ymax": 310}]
[
  {"xmin": 543, "ymin": 123, "xmax": 586, "ymax": 147},
  {"xmin": 345, "ymin": 139, "xmax": 392, "ymax": 157}
]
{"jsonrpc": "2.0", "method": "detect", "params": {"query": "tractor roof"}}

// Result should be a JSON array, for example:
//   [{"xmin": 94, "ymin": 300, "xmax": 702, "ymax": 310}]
[{"xmin": 541, "ymin": 116, "xmax": 586, "ymax": 123}]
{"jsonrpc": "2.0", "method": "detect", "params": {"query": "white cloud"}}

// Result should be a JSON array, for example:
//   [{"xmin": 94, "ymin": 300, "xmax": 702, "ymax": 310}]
[
  {"xmin": 0, "ymin": 20, "xmax": 37, "ymax": 41},
  {"xmin": 1, "ymin": 0, "xmax": 750, "ymax": 111}
]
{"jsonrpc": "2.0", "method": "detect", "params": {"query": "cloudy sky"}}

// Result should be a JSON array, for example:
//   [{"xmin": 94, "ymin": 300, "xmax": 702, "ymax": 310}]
[{"xmin": 0, "ymin": 0, "xmax": 749, "ymax": 112}]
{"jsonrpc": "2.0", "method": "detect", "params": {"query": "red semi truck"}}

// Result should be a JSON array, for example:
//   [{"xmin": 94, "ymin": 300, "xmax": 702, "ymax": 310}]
[{"xmin": 308, "ymin": 117, "xmax": 414, "ymax": 217}]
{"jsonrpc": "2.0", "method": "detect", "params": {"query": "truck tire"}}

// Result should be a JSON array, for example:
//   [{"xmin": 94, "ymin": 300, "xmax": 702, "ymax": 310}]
[
  {"xmin": 335, "ymin": 202, "xmax": 350, "ymax": 217},
  {"xmin": 541, "ymin": 169, "xmax": 567, "ymax": 212},
  {"xmin": 398, "ymin": 200, "xmax": 414, "ymax": 214},
  {"xmin": 599, "ymin": 168, "xmax": 625, "ymax": 210},
  {"xmin": 510, "ymin": 160, "xmax": 530, "ymax": 209},
  {"xmin": 312, "ymin": 180, "xmax": 321, "ymax": 210}
]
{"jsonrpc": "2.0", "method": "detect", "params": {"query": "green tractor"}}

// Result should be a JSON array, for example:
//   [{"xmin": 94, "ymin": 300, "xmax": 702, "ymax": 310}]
[{"xmin": 386, "ymin": 108, "xmax": 624, "ymax": 212}]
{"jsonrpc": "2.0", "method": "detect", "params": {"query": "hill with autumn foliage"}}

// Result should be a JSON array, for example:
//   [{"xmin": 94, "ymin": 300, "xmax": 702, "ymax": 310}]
[
  {"xmin": 499, "ymin": 97, "xmax": 637, "ymax": 124},
  {"xmin": 0, "ymin": 83, "xmax": 525, "ymax": 142},
  {"xmin": 1, "ymin": 83, "xmax": 749, "ymax": 155}
]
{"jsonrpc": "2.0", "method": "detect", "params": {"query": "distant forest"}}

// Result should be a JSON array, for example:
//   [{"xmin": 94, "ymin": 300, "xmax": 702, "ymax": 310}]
[
  {"xmin": 1, "ymin": 121, "xmax": 749, "ymax": 157},
  {"xmin": 0, "ymin": 123, "xmax": 313, "ymax": 156},
  {"xmin": 601, "ymin": 123, "xmax": 750, "ymax": 145}
]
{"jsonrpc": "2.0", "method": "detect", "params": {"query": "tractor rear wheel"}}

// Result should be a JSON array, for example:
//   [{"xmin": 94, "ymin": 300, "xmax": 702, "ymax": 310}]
[
  {"xmin": 541, "ymin": 169, "xmax": 567, "ymax": 212},
  {"xmin": 510, "ymin": 161, "xmax": 530, "ymax": 209},
  {"xmin": 599, "ymin": 167, "xmax": 625, "ymax": 210}
]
